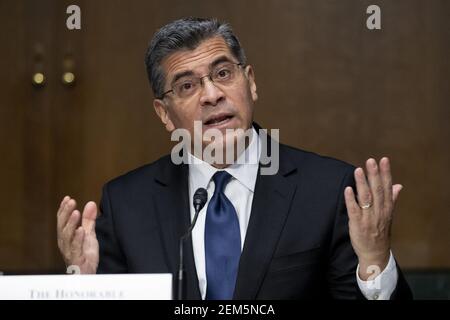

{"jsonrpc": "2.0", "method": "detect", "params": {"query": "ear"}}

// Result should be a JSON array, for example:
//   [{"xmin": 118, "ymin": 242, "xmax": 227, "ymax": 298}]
[
  {"xmin": 153, "ymin": 99, "xmax": 175, "ymax": 132},
  {"xmin": 245, "ymin": 65, "xmax": 258, "ymax": 102}
]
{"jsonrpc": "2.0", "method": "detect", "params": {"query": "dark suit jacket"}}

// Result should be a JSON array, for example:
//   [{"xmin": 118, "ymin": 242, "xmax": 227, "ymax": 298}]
[{"xmin": 96, "ymin": 132, "xmax": 412, "ymax": 300}]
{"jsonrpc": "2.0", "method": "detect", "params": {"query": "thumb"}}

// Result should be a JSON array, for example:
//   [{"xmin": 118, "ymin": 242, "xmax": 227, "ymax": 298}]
[
  {"xmin": 82, "ymin": 201, "xmax": 98, "ymax": 234},
  {"xmin": 392, "ymin": 184, "xmax": 403, "ymax": 203}
]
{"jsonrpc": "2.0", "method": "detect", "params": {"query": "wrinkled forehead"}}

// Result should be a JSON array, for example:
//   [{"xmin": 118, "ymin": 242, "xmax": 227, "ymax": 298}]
[{"xmin": 161, "ymin": 36, "xmax": 235, "ymax": 83}]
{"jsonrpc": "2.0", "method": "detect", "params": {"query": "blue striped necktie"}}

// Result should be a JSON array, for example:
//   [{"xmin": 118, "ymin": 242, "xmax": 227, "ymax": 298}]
[{"xmin": 205, "ymin": 171, "xmax": 241, "ymax": 300}]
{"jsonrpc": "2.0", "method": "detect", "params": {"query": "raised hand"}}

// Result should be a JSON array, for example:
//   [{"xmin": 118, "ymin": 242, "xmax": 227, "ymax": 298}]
[
  {"xmin": 344, "ymin": 157, "xmax": 403, "ymax": 280},
  {"xmin": 56, "ymin": 196, "xmax": 99, "ymax": 274}
]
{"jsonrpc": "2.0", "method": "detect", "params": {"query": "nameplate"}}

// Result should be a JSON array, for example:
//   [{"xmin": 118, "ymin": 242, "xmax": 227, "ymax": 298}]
[{"xmin": 0, "ymin": 274, "xmax": 172, "ymax": 300}]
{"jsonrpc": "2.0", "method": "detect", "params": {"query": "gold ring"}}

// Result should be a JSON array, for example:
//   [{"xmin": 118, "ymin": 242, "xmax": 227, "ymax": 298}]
[{"xmin": 361, "ymin": 203, "xmax": 372, "ymax": 209}]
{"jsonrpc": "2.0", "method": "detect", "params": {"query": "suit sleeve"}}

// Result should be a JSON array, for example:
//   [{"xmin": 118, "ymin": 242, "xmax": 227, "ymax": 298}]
[
  {"xmin": 326, "ymin": 167, "xmax": 361, "ymax": 299},
  {"xmin": 95, "ymin": 183, "xmax": 128, "ymax": 273},
  {"xmin": 388, "ymin": 258, "xmax": 413, "ymax": 299}
]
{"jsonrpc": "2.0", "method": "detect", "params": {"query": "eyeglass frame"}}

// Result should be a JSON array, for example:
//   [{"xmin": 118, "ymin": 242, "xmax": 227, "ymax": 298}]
[{"xmin": 156, "ymin": 62, "xmax": 245, "ymax": 100}]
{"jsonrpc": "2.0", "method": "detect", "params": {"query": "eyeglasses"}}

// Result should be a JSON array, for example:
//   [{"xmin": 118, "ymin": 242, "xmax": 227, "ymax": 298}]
[{"xmin": 157, "ymin": 62, "xmax": 244, "ymax": 100}]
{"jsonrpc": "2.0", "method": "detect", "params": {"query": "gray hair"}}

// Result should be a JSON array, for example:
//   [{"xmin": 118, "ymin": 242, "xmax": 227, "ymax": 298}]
[{"xmin": 144, "ymin": 17, "xmax": 247, "ymax": 98}]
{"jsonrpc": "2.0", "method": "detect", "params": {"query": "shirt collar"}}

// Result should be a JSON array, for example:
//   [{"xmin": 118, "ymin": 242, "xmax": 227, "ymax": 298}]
[{"xmin": 188, "ymin": 127, "xmax": 260, "ymax": 193}]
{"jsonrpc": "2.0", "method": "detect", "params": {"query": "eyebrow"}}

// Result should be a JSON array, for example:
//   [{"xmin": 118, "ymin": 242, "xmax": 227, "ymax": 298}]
[
  {"xmin": 171, "ymin": 70, "xmax": 195, "ymax": 85},
  {"xmin": 170, "ymin": 55, "xmax": 236, "ymax": 85},
  {"xmin": 210, "ymin": 55, "xmax": 234, "ymax": 68}
]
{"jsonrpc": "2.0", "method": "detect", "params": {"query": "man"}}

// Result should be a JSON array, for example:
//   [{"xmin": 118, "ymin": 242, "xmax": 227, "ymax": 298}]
[{"xmin": 56, "ymin": 17, "xmax": 412, "ymax": 299}]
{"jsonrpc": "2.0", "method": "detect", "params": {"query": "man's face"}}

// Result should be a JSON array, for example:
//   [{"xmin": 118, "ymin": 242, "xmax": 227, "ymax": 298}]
[{"xmin": 153, "ymin": 36, "xmax": 258, "ymax": 151}]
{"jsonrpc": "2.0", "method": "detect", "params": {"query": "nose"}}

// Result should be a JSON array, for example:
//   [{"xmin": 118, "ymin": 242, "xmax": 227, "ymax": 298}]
[{"xmin": 199, "ymin": 77, "xmax": 225, "ymax": 107}]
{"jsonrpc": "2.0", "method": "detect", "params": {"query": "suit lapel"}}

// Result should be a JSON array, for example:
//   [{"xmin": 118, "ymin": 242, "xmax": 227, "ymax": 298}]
[
  {"xmin": 233, "ymin": 145, "xmax": 298, "ymax": 299},
  {"xmin": 153, "ymin": 160, "xmax": 201, "ymax": 299}
]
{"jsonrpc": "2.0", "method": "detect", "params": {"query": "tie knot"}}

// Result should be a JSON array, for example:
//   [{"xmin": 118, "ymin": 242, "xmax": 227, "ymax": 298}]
[{"xmin": 212, "ymin": 171, "xmax": 232, "ymax": 194}]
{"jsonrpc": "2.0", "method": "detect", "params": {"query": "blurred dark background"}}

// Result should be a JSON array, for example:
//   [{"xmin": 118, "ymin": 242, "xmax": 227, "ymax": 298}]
[{"xmin": 0, "ymin": 0, "xmax": 449, "ymax": 299}]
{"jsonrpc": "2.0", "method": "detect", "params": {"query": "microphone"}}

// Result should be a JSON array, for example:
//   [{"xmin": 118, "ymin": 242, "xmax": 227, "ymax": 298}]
[{"xmin": 177, "ymin": 187, "xmax": 208, "ymax": 300}]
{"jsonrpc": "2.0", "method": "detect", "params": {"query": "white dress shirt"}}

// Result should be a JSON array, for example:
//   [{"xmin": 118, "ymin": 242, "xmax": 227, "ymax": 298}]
[{"xmin": 188, "ymin": 127, "xmax": 398, "ymax": 300}]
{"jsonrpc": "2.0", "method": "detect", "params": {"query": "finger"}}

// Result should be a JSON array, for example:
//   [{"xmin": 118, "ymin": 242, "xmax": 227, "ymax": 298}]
[
  {"xmin": 354, "ymin": 167, "xmax": 373, "ymax": 209},
  {"xmin": 62, "ymin": 209, "xmax": 81, "ymax": 243},
  {"xmin": 56, "ymin": 196, "xmax": 71, "ymax": 228},
  {"xmin": 56, "ymin": 195, "xmax": 70, "ymax": 217},
  {"xmin": 379, "ymin": 157, "xmax": 393, "ymax": 208},
  {"xmin": 344, "ymin": 186, "xmax": 361, "ymax": 219},
  {"xmin": 392, "ymin": 184, "xmax": 403, "ymax": 203},
  {"xmin": 57, "ymin": 198, "xmax": 77, "ymax": 232},
  {"xmin": 365, "ymin": 158, "xmax": 384, "ymax": 211},
  {"xmin": 71, "ymin": 226, "xmax": 85, "ymax": 262},
  {"xmin": 82, "ymin": 201, "xmax": 98, "ymax": 234}
]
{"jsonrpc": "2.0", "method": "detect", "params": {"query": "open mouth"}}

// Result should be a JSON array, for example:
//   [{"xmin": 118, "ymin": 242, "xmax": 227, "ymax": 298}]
[{"xmin": 204, "ymin": 114, "xmax": 234, "ymax": 126}]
